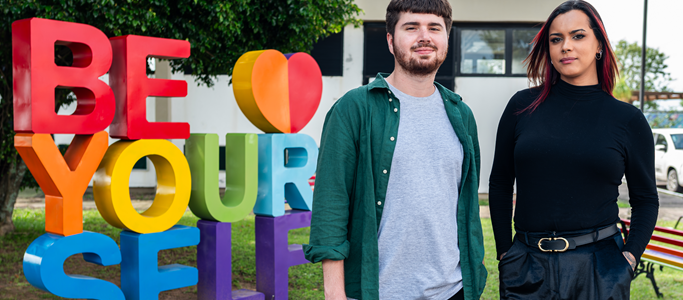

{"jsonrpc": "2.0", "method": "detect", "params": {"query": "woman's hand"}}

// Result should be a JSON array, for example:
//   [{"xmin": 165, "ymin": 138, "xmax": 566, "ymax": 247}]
[
  {"xmin": 622, "ymin": 251, "xmax": 636, "ymax": 271},
  {"xmin": 499, "ymin": 252, "xmax": 507, "ymax": 260}
]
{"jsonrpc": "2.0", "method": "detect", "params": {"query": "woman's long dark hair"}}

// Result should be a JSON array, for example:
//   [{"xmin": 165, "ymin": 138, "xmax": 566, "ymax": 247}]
[{"xmin": 520, "ymin": 0, "xmax": 619, "ymax": 114}]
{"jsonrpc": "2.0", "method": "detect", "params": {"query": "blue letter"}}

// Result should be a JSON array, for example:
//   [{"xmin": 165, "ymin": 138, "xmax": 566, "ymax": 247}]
[
  {"xmin": 255, "ymin": 133, "xmax": 318, "ymax": 217},
  {"xmin": 23, "ymin": 232, "xmax": 124, "ymax": 299},
  {"xmin": 120, "ymin": 225, "xmax": 200, "ymax": 299}
]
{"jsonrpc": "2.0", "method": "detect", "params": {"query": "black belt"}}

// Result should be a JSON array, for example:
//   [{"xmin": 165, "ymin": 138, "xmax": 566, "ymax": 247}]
[{"xmin": 516, "ymin": 224, "xmax": 620, "ymax": 253}]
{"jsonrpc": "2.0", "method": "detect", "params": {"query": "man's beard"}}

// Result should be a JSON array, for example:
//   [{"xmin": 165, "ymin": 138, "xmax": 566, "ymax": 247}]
[{"xmin": 393, "ymin": 41, "xmax": 447, "ymax": 76}]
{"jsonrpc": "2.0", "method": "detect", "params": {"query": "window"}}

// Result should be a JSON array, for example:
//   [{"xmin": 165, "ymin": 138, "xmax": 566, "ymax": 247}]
[
  {"xmin": 655, "ymin": 134, "xmax": 668, "ymax": 152},
  {"xmin": 219, "ymin": 146, "xmax": 226, "ymax": 171},
  {"xmin": 456, "ymin": 24, "xmax": 539, "ymax": 77},
  {"xmin": 310, "ymin": 29, "xmax": 344, "ymax": 76},
  {"xmin": 133, "ymin": 158, "xmax": 147, "ymax": 170},
  {"xmin": 362, "ymin": 22, "xmax": 456, "ymax": 91},
  {"xmin": 512, "ymin": 29, "xmax": 538, "ymax": 74},
  {"xmin": 671, "ymin": 134, "xmax": 683, "ymax": 150}
]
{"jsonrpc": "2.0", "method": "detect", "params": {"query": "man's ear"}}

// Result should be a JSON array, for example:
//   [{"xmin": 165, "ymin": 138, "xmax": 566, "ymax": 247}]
[{"xmin": 387, "ymin": 32, "xmax": 394, "ymax": 55}]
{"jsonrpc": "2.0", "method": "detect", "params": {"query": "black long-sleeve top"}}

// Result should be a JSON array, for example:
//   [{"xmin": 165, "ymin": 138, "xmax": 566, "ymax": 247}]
[{"xmin": 489, "ymin": 79, "xmax": 659, "ymax": 261}]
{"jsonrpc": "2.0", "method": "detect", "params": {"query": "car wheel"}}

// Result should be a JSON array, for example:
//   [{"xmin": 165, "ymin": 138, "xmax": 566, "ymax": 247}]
[{"xmin": 667, "ymin": 169, "xmax": 683, "ymax": 193}]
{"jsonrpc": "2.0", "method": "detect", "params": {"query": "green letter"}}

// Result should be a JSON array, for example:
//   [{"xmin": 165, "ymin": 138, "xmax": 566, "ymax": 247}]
[{"xmin": 186, "ymin": 133, "xmax": 258, "ymax": 222}]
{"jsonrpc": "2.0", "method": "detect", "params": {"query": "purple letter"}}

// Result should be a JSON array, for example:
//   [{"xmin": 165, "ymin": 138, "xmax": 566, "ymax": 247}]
[
  {"xmin": 197, "ymin": 220, "xmax": 264, "ymax": 300},
  {"xmin": 255, "ymin": 210, "xmax": 312, "ymax": 299}
]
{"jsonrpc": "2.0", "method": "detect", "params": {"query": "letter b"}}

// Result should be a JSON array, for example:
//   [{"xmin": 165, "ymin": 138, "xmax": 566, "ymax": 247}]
[{"xmin": 12, "ymin": 18, "xmax": 115, "ymax": 134}]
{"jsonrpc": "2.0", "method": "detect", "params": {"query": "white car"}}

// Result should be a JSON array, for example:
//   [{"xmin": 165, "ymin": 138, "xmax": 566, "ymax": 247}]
[{"xmin": 652, "ymin": 128, "xmax": 683, "ymax": 192}]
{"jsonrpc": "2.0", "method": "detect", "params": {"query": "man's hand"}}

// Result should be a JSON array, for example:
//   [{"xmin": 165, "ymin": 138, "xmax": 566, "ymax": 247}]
[
  {"xmin": 623, "ymin": 251, "xmax": 636, "ymax": 271},
  {"xmin": 322, "ymin": 259, "xmax": 346, "ymax": 300}
]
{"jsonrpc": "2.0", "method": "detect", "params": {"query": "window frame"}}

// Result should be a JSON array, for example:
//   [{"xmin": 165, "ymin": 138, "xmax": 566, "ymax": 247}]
[{"xmin": 454, "ymin": 22, "xmax": 541, "ymax": 78}]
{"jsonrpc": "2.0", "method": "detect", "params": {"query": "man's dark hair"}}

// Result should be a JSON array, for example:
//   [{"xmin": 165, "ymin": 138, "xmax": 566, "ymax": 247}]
[{"xmin": 386, "ymin": 0, "xmax": 452, "ymax": 36}]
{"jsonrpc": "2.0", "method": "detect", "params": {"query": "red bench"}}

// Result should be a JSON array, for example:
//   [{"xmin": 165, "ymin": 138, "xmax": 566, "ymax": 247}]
[{"xmin": 620, "ymin": 219, "xmax": 683, "ymax": 298}]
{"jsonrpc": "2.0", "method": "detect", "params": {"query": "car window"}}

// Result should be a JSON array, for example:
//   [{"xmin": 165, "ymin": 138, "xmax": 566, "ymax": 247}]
[
  {"xmin": 655, "ymin": 134, "xmax": 668, "ymax": 152},
  {"xmin": 656, "ymin": 134, "xmax": 668, "ymax": 146},
  {"xmin": 671, "ymin": 134, "xmax": 683, "ymax": 150}
]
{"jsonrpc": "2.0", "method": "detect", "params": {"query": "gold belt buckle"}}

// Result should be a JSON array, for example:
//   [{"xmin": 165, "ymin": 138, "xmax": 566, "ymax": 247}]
[{"xmin": 538, "ymin": 237, "xmax": 569, "ymax": 252}]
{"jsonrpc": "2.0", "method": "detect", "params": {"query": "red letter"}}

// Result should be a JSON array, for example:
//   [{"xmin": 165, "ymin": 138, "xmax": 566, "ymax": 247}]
[
  {"xmin": 12, "ymin": 18, "xmax": 114, "ymax": 134},
  {"xmin": 109, "ymin": 35, "xmax": 191, "ymax": 140}
]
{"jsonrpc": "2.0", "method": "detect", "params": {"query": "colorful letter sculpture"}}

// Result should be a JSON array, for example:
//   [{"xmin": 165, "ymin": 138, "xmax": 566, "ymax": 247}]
[
  {"xmin": 187, "ymin": 133, "xmax": 258, "ymax": 223},
  {"xmin": 255, "ymin": 210, "xmax": 313, "ymax": 300},
  {"xmin": 255, "ymin": 133, "xmax": 318, "ymax": 217},
  {"xmin": 14, "ymin": 17, "xmax": 324, "ymax": 300},
  {"xmin": 233, "ymin": 50, "xmax": 322, "ymax": 133},
  {"xmin": 108, "ymin": 35, "xmax": 191, "ymax": 140},
  {"xmin": 23, "ymin": 232, "xmax": 124, "ymax": 299},
  {"xmin": 15, "ymin": 132, "xmax": 109, "ymax": 236},
  {"xmin": 93, "ymin": 139, "xmax": 192, "ymax": 233},
  {"xmin": 197, "ymin": 221, "xmax": 265, "ymax": 300},
  {"xmin": 120, "ymin": 226, "xmax": 200, "ymax": 299},
  {"xmin": 12, "ymin": 18, "xmax": 115, "ymax": 134}
]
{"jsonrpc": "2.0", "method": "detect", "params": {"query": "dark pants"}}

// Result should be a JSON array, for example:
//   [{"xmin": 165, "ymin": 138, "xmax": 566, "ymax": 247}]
[
  {"xmin": 448, "ymin": 288, "xmax": 464, "ymax": 300},
  {"xmin": 498, "ymin": 232, "xmax": 634, "ymax": 300}
]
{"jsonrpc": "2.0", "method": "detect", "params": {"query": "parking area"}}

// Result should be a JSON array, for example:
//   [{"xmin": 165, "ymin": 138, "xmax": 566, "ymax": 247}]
[{"xmin": 618, "ymin": 183, "xmax": 683, "ymax": 222}]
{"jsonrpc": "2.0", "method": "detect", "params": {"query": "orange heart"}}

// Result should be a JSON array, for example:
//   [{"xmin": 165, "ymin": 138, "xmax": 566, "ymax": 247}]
[{"xmin": 232, "ymin": 50, "xmax": 322, "ymax": 133}]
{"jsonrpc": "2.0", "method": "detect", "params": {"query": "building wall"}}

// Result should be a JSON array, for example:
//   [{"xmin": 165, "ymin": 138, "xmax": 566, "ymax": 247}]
[
  {"xmin": 55, "ymin": 1, "xmax": 559, "ymax": 192},
  {"xmin": 456, "ymin": 77, "xmax": 529, "ymax": 191},
  {"xmin": 356, "ymin": 0, "xmax": 563, "ymax": 22}
]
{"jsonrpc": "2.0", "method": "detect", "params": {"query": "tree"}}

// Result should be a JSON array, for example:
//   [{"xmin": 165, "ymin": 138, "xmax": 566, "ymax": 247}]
[
  {"xmin": 614, "ymin": 39, "xmax": 673, "ymax": 110},
  {"xmin": 0, "ymin": 0, "xmax": 361, "ymax": 235}
]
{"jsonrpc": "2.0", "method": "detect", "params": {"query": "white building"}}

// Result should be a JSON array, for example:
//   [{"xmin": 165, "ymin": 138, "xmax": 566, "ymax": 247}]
[{"xmin": 55, "ymin": 0, "xmax": 563, "ymax": 193}]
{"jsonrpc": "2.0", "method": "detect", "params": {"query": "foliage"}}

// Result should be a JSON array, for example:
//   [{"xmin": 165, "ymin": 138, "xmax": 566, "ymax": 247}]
[
  {"xmin": 614, "ymin": 39, "xmax": 673, "ymax": 93},
  {"xmin": 0, "ymin": 0, "xmax": 361, "ymax": 234},
  {"xmin": 644, "ymin": 112, "xmax": 683, "ymax": 129},
  {"xmin": 0, "ymin": 0, "xmax": 361, "ymax": 162},
  {"xmin": 613, "ymin": 76, "xmax": 632, "ymax": 102}
]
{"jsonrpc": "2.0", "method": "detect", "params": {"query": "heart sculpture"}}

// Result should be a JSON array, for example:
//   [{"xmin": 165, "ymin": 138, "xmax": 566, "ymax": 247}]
[{"xmin": 233, "ymin": 50, "xmax": 323, "ymax": 133}]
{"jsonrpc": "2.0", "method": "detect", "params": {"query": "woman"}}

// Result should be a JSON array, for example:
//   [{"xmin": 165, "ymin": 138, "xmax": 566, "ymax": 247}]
[{"xmin": 489, "ymin": 1, "xmax": 659, "ymax": 299}]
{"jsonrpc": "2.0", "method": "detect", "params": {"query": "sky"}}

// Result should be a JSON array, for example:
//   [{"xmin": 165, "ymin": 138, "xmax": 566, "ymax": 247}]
[{"xmin": 591, "ymin": 0, "xmax": 683, "ymax": 92}]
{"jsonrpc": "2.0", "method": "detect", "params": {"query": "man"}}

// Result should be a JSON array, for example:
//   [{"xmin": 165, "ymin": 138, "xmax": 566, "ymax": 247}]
[{"xmin": 303, "ymin": 0, "xmax": 486, "ymax": 299}]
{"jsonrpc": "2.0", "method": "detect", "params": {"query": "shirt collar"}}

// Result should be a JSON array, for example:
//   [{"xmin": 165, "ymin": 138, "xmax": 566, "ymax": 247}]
[{"xmin": 368, "ymin": 72, "xmax": 461, "ymax": 104}]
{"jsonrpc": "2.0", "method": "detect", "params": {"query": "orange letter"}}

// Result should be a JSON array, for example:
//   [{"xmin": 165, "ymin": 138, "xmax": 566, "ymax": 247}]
[{"xmin": 15, "ymin": 132, "xmax": 109, "ymax": 236}]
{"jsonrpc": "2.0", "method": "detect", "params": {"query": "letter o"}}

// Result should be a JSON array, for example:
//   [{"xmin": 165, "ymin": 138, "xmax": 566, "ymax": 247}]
[{"xmin": 93, "ymin": 139, "xmax": 191, "ymax": 233}]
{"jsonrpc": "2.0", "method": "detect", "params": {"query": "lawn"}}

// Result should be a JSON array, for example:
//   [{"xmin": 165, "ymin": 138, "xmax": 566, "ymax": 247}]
[{"xmin": 0, "ymin": 208, "xmax": 681, "ymax": 299}]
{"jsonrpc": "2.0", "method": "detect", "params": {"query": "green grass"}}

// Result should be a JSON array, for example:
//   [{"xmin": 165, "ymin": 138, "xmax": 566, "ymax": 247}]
[
  {"xmin": 617, "ymin": 200, "xmax": 631, "ymax": 208},
  {"xmin": 2, "ymin": 209, "xmax": 682, "ymax": 299}
]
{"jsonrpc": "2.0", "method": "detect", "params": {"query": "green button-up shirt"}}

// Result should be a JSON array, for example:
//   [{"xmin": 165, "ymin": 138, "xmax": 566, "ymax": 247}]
[{"xmin": 303, "ymin": 73, "xmax": 487, "ymax": 300}]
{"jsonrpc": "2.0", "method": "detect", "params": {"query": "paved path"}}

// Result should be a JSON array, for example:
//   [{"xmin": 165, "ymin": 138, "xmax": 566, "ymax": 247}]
[
  {"xmin": 618, "ymin": 182, "xmax": 683, "ymax": 208},
  {"xmin": 15, "ymin": 197, "xmax": 156, "ymax": 211},
  {"xmin": 15, "ymin": 182, "xmax": 683, "ymax": 222},
  {"xmin": 478, "ymin": 205, "xmax": 683, "ymax": 221}
]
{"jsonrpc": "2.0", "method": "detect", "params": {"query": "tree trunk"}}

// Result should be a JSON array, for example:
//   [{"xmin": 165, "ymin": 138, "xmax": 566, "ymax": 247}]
[{"xmin": 0, "ymin": 155, "xmax": 28, "ymax": 236}]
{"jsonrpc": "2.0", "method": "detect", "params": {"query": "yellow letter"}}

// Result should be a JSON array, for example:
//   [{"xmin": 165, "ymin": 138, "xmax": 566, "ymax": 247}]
[{"xmin": 93, "ymin": 139, "xmax": 191, "ymax": 233}]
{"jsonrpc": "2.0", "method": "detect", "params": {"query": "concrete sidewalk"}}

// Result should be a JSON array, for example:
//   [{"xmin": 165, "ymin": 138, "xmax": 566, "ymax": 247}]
[
  {"xmin": 478, "ymin": 206, "xmax": 683, "ymax": 221},
  {"xmin": 15, "ymin": 197, "xmax": 157, "ymax": 211},
  {"xmin": 16, "ymin": 197, "xmax": 683, "ymax": 222},
  {"xmin": 15, "ymin": 183, "xmax": 683, "ymax": 222}
]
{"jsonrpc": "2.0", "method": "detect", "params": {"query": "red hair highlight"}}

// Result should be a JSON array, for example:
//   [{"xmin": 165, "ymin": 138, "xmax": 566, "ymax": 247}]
[{"xmin": 519, "ymin": 0, "xmax": 619, "ymax": 114}]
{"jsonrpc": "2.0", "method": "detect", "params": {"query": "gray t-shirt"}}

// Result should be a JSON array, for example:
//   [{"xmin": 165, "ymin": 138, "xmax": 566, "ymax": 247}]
[{"xmin": 376, "ymin": 82, "xmax": 464, "ymax": 300}]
